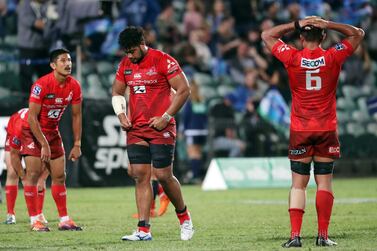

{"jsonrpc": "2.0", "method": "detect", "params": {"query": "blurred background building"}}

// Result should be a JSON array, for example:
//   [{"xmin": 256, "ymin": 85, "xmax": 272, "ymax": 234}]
[{"xmin": 0, "ymin": 0, "xmax": 377, "ymax": 186}]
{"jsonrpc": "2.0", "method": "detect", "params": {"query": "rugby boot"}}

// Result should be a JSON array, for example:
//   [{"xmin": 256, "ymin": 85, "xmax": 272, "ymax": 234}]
[
  {"xmin": 58, "ymin": 219, "xmax": 82, "ymax": 231},
  {"xmin": 282, "ymin": 236, "xmax": 302, "ymax": 248},
  {"xmin": 316, "ymin": 236, "xmax": 337, "ymax": 246}
]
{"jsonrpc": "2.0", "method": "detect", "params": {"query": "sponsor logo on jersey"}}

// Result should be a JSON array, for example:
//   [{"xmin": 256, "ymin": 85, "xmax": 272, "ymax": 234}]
[
  {"xmin": 167, "ymin": 59, "xmax": 175, "ymax": 69},
  {"xmin": 134, "ymin": 73, "xmax": 142, "ymax": 79},
  {"xmin": 301, "ymin": 56, "xmax": 325, "ymax": 69},
  {"xmin": 335, "ymin": 43, "xmax": 344, "ymax": 50},
  {"xmin": 163, "ymin": 132, "xmax": 170, "ymax": 138},
  {"xmin": 27, "ymin": 142, "xmax": 35, "ymax": 149},
  {"xmin": 278, "ymin": 44, "xmax": 290, "ymax": 53},
  {"xmin": 48, "ymin": 109, "xmax": 61, "ymax": 119},
  {"xmin": 46, "ymin": 93, "xmax": 55, "ymax": 99},
  {"xmin": 289, "ymin": 148, "xmax": 306, "ymax": 155},
  {"xmin": 32, "ymin": 85, "xmax": 42, "ymax": 96},
  {"xmin": 146, "ymin": 67, "xmax": 157, "ymax": 76},
  {"xmin": 55, "ymin": 98, "xmax": 63, "ymax": 103},
  {"xmin": 124, "ymin": 69, "xmax": 132, "ymax": 75},
  {"xmin": 65, "ymin": 91, "xmax": 73, "ymax": 102},
  {"xmin": 329, "ymin": 146, "xmax": 340, "ymax": 153},
  {"xmin": 133, "ymin": 85, "xmax": 146, "ymax": 94}
]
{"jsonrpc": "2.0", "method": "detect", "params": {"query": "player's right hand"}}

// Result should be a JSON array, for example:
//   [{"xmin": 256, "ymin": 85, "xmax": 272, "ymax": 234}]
[
  {"xmin": 41, "ymin": 144, "xmax": 51, "ymax": 162},
  {"xmin": 118, "ymin": 113, "xmax": 132, "ymax": 131}
]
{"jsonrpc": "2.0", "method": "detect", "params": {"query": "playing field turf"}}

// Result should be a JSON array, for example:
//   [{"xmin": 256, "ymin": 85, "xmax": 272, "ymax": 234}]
[{"xmin": 0, "ymin": 178, "xmax": 376, "ymax": 250}]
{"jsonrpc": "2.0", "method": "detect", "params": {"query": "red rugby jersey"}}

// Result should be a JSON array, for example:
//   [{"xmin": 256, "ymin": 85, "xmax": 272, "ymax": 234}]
[
  {"xmin": 116, "ymin": 48, "xmax": 182, "ymax": 127},
  {"xmin": 6, "ymin": 108, "xmax": 29, "ymax": 149},
  {"xmin": 29, "ymin": 72, "xmax": 82, "ymax": 131},
  {"xmin": 272, "ymin": 39, "xmax": 353, "ymax": 131}
]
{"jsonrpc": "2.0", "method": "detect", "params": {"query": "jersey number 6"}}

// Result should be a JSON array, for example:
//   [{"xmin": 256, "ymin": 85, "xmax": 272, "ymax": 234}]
[{"xmin": 306, "ymin": 69, "xmax": 321, "ymax": 91}]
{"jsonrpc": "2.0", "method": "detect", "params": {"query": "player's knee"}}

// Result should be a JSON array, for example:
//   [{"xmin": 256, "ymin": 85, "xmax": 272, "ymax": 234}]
[
  {"xmin": 150, "ymin": 144, "xmax": 174, "ymax": 169},
  {"xmin": 127, "ymin": 144, "xmax": 151, "ymax": 165},
  {"xmin": 314, "ymin": 161, "xmax": 334, "ymax": 175},
  {"xmin": 155, "ymin": 170, "xmax": 174, "ymax": 183},
  {"xmin": 290, "ymin": 160, "xmax": 311, "ymax": 175},
  {"xmin": 51, "ymin": 172, "xmax": 66, "ymax": 184},
  {"xmin": 6, "ymin": 170, "xmax": 19, "ymax": 181}
]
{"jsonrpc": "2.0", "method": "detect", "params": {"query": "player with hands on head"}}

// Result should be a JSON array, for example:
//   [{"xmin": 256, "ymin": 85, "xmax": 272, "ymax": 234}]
[{"xmin": 262, "ymin": 16, "xmax": 364, "ymax": 247}]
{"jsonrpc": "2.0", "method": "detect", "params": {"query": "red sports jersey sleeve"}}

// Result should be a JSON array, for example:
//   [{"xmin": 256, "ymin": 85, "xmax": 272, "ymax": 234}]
[
  {"xmin": 328, "ymin": 40, "xmax": 354, "ymax": 65},
  {"xmin": 29, "ymin": 80, "xmax": 47, "ymax": 104},
  {"xmin": 115, "ymin": 59, "xmax": 127, "ymax": 83},
  {"xmin": 71, "ymin": 80, "xmax": 83, "ymax": 104},
  {"xmin": 271, "ymin": 40, "xmax": 297, "ymax": 67},
  {"xmin": 157, "ymin": 53, "xmax": 183, "ymax": 80}
]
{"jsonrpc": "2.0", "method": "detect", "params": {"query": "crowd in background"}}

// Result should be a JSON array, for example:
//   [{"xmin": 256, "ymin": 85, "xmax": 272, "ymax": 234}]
[{"xmin": 1, "ymin": 0, "xmax": 377, "ymax": 183}]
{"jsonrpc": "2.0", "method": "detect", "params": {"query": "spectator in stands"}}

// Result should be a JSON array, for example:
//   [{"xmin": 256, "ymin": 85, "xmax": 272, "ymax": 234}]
[
  {"xmin": 228, "ymin": 40, "xmax": 267, "ymax": 84},
  {"xmin": 180, "ymin": 80, "xmax": 208, "ymax": 183},
  {"xmin": 119, "ymin": 0, "xmax": 161, "ymax": 28},
  {"xmin": 206, "ymin": 0, "xmax": 230, "ymax": 34},
  {"xmin": 0, "ymin": 0, "xmax": 6, "ymax": 40},
  {"xmin": 189, "ymin": 28, "xmax": 213, "ymax": 71},
  {"xmin": 225, "ymin": 68, "xmax": 268, "ymax": 113},
  {"xmin": 210, "ymin": 100, "xmax": 246, "ymax": 157},
  {"xmin": 17, "ymin": 0, "xmax": 51, "ymax": 95},
  {"xmin": 176, "ymin": 42, "xmax": 209, "ymax": 78},
  {"xmin": 156, "ymin": 2, "xmax": 180, "ymax": 53},
  {"xmin": 343, "ymin": 42, "xmax": 372, "ymax": 87},
  {"xmin": 210, "ymin": 16, "xmax": 240, "ymax": 59},
  {"xmin": 240, "ymin": 99, "xmax": 278, "ymax": 156},
  {"xmin": 183, "ymin": 0, "xmax": 205, "ymax": 36}
]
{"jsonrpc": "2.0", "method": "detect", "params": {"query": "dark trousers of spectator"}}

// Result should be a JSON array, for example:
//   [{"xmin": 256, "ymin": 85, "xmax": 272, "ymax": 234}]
[{"xmin": 19, "ymin": 48, "xmax": 50, "ymax": 95}]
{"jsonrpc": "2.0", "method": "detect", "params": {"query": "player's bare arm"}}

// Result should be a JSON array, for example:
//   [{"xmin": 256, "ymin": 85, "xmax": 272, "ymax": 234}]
[
  {"xmin": 68, "ymin": 103, "xmax": 82, "ymax": 162},
  {"xmin": 28, "ymin": 102, "xmax": 50, "ymax": 162},
  {"xmin": 311, "ymin": 19, "xmax": 364, "ymax": 50},
  {"xmin": 112, "ymin": 79, "xmax": 132, "ymax": 131},
  {"xmin": 148, "ymin": 72, "xmax": 190, "ymax": 131},
  {"xmin": 261, "ymin": 16, "xmax": 319, "ymax": 51},
  {"xmin": 9, "ymin": 147, "xmax": 25, "ymax": 179}
]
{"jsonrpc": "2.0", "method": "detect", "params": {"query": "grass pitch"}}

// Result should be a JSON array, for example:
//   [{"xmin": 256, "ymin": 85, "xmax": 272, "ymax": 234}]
[{"xmin": 0, "ymin": 178, "xmax": 376, "ymax": 250}]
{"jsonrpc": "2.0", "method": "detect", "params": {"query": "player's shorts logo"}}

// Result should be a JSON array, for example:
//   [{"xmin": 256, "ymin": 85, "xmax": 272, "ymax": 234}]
[
  {"xmin": 289, "ymin": 148, "xmax": 307, "ymax": 155},
  {"xmin": 329, "ymin": 146, "xmax": 340, "ymax": 153},
  {"xmin": 12, "ymin": 136, "xmax": 20, "ymax": 146},
  {"xmin": 133, "ymin": 85, "xmax": 146, "ymax": 94}
]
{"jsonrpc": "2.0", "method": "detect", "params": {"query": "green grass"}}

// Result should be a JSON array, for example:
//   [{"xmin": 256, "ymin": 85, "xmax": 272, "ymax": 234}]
[{"xmin": 1, "ymin": 178, "xmax": 377, "ymax": 250}]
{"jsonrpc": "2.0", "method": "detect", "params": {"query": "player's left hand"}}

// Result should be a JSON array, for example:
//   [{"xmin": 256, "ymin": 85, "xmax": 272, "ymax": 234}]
[
  {"xmin": 69, "ymin": 145, "xmax": 82, "ymax": 162},
  {"xmin": 148, "ymin": 116, "xmax": 169, "ymax": 131}
]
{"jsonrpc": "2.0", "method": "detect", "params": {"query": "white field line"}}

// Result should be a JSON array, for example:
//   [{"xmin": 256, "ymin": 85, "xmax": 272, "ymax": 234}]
[{"xmin": 237, "ymin": 198, "xmax": 377, "ymax": 205}]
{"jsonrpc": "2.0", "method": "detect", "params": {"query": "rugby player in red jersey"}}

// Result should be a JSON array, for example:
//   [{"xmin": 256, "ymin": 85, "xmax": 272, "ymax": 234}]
[
  {"xmin": 22, "ymin": 48, "xmax": 83, "ymax": 232},
  {"xmin": 112, "ymin": 26, "xmax": 194, "ymax": 241},
  {"xmin": 3, "ymin": 108, "xmax": 48, "ymax": 225},
  {"xmin": 262, "ymin": 16, "xmax": 364, "ymax": 247}
]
